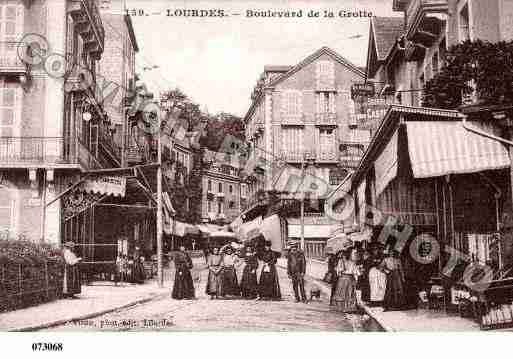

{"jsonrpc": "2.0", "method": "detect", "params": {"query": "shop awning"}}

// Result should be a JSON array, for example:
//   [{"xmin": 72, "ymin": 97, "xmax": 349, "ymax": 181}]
[
  {"xmin": 288, "ymin": 224, "xmax": 338, "ymax": 238},
  {"xmin": 406, "ymin": 121, "xmax": 510, "ymax": 179},
  {"xmin": 237, "ymin": 216, "xmax": 262, "ymax": 241},
  {"xmin": 164, "ymin": 220, "xmax": 200, "ymax": 236},
  {"xmin": 374, "ymin": 129, "xmax": 398, "ymax": 197}
]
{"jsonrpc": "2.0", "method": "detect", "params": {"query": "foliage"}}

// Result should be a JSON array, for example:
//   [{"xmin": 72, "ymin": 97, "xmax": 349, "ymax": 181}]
[
  {"xmin": 199, "ymin": 112, "xmax": 245, "ymax": 152},
  {"xmin": 0, "ymin": 239, "xmax": 64, "ymax": 313},
  {"xmin": 423, "ymin": 40, "xmax": 513, "ymax": 109}
]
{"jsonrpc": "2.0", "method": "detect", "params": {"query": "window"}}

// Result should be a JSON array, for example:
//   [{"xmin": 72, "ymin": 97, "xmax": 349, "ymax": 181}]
[
  {"xmin": 317, "ymin": 92, "xmax": 336, "ymax": 113},
  {"xmin": 229, "ymin": 201, "xmax": 235, "ymax": 209},
  {"xmin": 208, "ymin": 180, "xmax": 212, "ymax": 191},
  {"xmin": 207, "ymin": 200, "xmax": 212, "ymax": 212},
  {"xmin": 316, "ymin": 61, "xmax": 335, "ymax": 89},
  {"xmin": 281, "ymin": 127, "xmax": 304, "ymax": 157},
  {"xmin": 432, "ymin": 51, "xmax": 439, "ymax": 76},
  {"xmin": 282, "ymin": 90, "xmax": 302, "ymax": 117},
  {"xmin": 218, "ymin": 182, "xmax": 223, "ymax": 193},
  {"xmin": 0, "ymin": 85, "xmax": 17, "ymax": 137},
  {"xmin": 0, "ymin": 4, "xmax": 23, "ymax": 60},
  {"xmin": 229, "ymin": 185, "xmax": 233, "ymax": 193},
  {"xmin": 217, "ymin": 201, "xmax": 223, "ymax": 214},
  {"xmin": 319, "ymin": 128, "xmax": 335, "ymax": 155},
  {"xmin": 459, "ymin": 2, "xmax": 471, "ymax": 42},
  {"xmin": 0, "ymin": 188, "xmax": 14, "ymax": 231}
]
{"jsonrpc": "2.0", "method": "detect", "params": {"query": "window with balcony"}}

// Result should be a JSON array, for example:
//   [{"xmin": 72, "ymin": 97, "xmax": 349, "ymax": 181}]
[
  {"xmin": 319, "ymin": 128, "xmax": 335, "ymax": 158},
  {"xmin": 281, "ymin": 127, "xmax": 304, "ymax": 160},
  {"xmin": 217, "ymin": 201, "xmax": 223, "ymax": 214},
  {"xmin": 207, "ymin": 200, "xmax": 212, "ymax": 212}
]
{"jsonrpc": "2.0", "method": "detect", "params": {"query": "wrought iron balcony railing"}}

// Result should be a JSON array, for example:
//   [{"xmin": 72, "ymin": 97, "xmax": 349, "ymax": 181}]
[
  {"xmin": 0, "ymin": 42, "xmax": 30, "ymax": 75},
  {"xmin": 406, "ymin": 0, "xmax": 448, "ymax": 45},
  {"xmin": 0, "ymin": 137, "xmax": 101, "ymax": 169},
  {"xmin": 314, "ymin": 112, "xmax": 337, "ymax": 126},
  {"xmin": 68, "ymin": 0, "xmax": 105, "ymax": 59}
]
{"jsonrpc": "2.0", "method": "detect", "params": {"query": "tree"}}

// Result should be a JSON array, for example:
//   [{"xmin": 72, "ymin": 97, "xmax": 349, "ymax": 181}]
[{"xmin": 423, "ymin": 40, "xmax": 513, "ymax": 109}]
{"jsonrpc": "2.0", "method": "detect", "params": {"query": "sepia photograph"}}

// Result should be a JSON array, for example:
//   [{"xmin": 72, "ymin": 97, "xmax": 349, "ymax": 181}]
[{"xmin": 1, "ymin": 0, "xmax": 513, "ymax": 353}]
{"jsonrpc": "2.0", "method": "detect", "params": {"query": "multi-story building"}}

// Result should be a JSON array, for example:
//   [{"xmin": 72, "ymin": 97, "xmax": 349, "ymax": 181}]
[
  {"xmin": 201, "ymin": 150, "xmax": 246, "ymax": 225},
  {"xmin": 0, "ymin": 0, "xmax": 123, "ymax": 244},
  {"xmin": 348, "ymin": 0, "xmax": 513, "ymax": 314},
  {"xmin": 241, "ymin": 47, "xmax": 367, "ymax": 257},
  {"xmin": 98, "ymin": 0, "xmax": 138, "ymax": 154}
]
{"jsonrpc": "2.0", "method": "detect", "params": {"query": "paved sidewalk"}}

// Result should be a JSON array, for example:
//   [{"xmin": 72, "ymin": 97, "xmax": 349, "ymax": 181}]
[
  {"xmin": 0, "ymin": 270, "xmax": 174, "ymax": 331},
  {"xmin": 277, "ymin": 257, "xmax": 480, "ymax": 332}
]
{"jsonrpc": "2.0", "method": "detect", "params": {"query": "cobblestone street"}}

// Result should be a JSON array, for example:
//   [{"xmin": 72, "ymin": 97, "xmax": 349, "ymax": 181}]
[{"xmin": 43, "ymin": 267, "xmax": 380, "ymax": 332}]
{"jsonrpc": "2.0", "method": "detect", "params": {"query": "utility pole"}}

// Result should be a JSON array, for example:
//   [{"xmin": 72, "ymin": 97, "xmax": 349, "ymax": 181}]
[
  {"xmin": 156, "ymin": 106, "xmax": 164, "ymax": 288},
  {"xmin": 300, "ymin": 159, "xmax": 305, "ymax": 251}
]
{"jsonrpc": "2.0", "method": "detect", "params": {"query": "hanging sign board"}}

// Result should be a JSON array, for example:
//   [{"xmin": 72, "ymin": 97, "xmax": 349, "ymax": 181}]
[{"xmin": 82, "ymin": 176, "xmax": 127, "ymax": 197}]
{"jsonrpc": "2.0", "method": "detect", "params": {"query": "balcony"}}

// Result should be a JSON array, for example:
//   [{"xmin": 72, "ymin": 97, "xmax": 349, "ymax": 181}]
[
  {"xmin": 126, "ymin": 146, "xmax": 145, "ymax": 165},
  {"xmin": 281, "ymin": 115, "xmax": 304, "ymax": 126},
  {"xmin": 0, "ymin": 42, "xmax": 30, "ymax": 76},
  {"xmin": 316, "ymin": 150, "xmax": 338, "ymax": 163},
  {"xmin": 339, "ymin": 142, "xmax": 366, "ymax": 169},
  {"xmin": 68, "ymin": 0, "xmax": 105, "ymax": 59},
  {"xmin": 314, "ymin": 112, "xmax": 337, "ymax": 127},
  {"xmin": 406, "ymin": 0, "xmax": 448, "ymax": 47},
  {"xmin": 0, "ymin": 137, "xmax": 101, "ymax": 170},
  {"xmin": 279, "ymin": 151, "xmax": 304, "ymax": 163}
]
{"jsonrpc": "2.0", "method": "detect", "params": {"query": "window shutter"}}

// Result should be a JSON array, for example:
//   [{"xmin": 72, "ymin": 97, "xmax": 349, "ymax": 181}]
[
  {"xmin": 0, "ymin": 87, "xmax": 17, "ymax": 137},
  {"xmin": 295, "ymin": 91, "xmax": 302, "ymax": 116},
  {"xmin": 329, "ymin": 92, "xmax": 336, "ymax": 113}
]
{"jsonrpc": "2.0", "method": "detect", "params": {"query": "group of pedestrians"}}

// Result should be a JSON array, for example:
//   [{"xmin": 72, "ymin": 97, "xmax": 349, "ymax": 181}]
[
  {"xmin": 171, "ymin": 238, "xmax": 311, "ymax": 303},
  {"xmin": 326, "ymin": 243, "xmax": 406, "ymax": 313},
  {"xmin": 205, "ymin": 240, "xmax": 282, "ymax": 300}
]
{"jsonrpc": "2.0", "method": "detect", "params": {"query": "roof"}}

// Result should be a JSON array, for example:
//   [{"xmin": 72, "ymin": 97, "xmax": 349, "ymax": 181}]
[
  {"xmin": 245, "ymin": 47, "xmax": 365, "ymax": 122},
  {"xmin": 263, "ymin": 65, "xmax": 292, "ymax": 73},
  {"xmin": 372, "ymin": 17, "xmax": 405, "ymax": 61},
  {"xmin": 366, "ymin": 16, "xmax": 405, "ymax": 78},
  {"xmin": 269, "ymin": 47, "xmax": 365, "ymax": 87}
]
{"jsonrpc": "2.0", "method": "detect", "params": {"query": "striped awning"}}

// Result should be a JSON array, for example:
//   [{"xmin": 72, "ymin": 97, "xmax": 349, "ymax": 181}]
[
  {"xmin": 406, "ymin": 121, "xmax": 509, "ymax": 179},
  {"xmin": 374, "ymin": 129, "xmax": 398, "ymax": 197}
]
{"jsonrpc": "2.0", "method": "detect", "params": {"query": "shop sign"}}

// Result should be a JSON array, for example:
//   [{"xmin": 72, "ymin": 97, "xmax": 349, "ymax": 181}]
[{"xmin": 82, "ymin": 176, "xmax": 126, "ymax": 197}]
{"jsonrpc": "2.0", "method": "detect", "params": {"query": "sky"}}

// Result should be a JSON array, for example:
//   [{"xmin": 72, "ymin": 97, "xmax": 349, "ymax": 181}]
[{"xmin": 127, "ymin": 0, "xmax": 401, "ymax": 117}]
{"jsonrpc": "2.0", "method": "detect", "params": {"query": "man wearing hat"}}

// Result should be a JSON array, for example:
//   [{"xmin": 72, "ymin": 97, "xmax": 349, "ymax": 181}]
[
  {"xmin": 62, "ymin": 241, "xmax": 82, "ymax": 298},
  {"xmin": 287, "ymin": 241, "xmax": 307, "ymax": 303}
]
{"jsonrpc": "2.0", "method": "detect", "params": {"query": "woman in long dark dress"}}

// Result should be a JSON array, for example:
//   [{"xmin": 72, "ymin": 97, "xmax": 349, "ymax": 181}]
[
  {"xmin": 381, "ymin": 249, "xmax": 406, "ymax": 311},
  {"xmin": 240, "ymin": 247, "xmax": 259, "ymax": 299},
  {"xmin": 132, "ymin": 246, "xmax": 145, "ymax": 284},
  {"xmin": 325, "ymin": 253, "xmax": 338, "ymax": 306},
  {"xmin": 171, "ymin": 246, "xmax": 195, "ymax": 300},
  {"xmin": 206, "ymin": 247, "xmax": 223, "ymax": 299},
  {"xmin": 258, "ymin": 240, "xmax": 281, "ymax": 300},
  {"xmin": 220, "ymin": 246, "xmax": 241, "ymax": 297}
]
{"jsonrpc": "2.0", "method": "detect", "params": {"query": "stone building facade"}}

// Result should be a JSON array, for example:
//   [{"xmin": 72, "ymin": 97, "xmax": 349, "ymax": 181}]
[{"xmin": 0, "ymin": 0, "xmax": 133, "ymax": 245}]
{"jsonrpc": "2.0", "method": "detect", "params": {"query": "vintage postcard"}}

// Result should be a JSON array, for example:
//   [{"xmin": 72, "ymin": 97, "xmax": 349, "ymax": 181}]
[{"xmin": 1, "ymin": 0, "xmax": 513, "ymax": 350}]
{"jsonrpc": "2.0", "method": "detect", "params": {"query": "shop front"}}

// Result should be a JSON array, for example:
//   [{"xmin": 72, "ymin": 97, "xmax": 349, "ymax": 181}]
[
  {"xmin": 57, "ymin": 166, "xmax": 172, "ymax": 282},
  {"xmin": 351, "ymin": 105, "xmax": 513, "ymax": 325}
]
